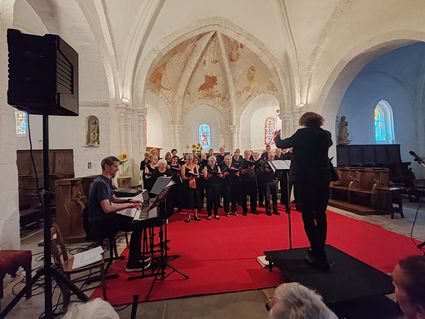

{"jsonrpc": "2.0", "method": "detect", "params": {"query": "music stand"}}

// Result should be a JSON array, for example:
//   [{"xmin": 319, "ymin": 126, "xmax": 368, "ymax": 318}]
[
  {"xmin": 128, "ymin": 177, "xmax": 188, "ymax": 300},
  {"xmin": 269, "ymin": 160, "xmax": 293, "ymax": 249}
]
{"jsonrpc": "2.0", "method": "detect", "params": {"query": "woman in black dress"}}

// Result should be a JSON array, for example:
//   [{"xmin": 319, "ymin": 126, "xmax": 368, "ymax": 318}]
[
  {"xmin": 221, "ymin": 155, "xmax": 239, "ymax": 215},
  {"xmin": 181, "ymin": 153, "xmax": 201, "ymax": 223},
  {"xmin": 169, "ymin": 155, "xmax": 182, "ymax": 211},
  {"xmin": 203, "ymin": 155, "xmax": 222, "ymax": 219},
  {"xmin": 143, "ymin": 156, "xmax": 158, "ymax": 194}
]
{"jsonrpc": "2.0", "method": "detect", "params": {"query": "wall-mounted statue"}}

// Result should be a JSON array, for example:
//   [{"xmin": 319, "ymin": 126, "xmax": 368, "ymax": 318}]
[
  {"xmin": 337, "ymin": 115, "xmax": 350, "ymax": 145},
  {"xmin": 86, "ymin": 116, "xmax": 100, "ymax": 146}
]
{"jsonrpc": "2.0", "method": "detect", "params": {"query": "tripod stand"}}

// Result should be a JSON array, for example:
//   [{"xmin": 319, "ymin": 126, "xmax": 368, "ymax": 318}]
[
  {"xmin": 1, "ymin": 115, "xmax": 88, "ymax": 319},
  {"xmin": 128, "ymin": 181, "xmax": 188, "ymax": 299}
]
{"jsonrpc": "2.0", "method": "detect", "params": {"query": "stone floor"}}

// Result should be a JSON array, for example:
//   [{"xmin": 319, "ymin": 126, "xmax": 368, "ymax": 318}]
[{"xmin": 2, "ymin": 199, "xmax": 424, "ymax": 319}]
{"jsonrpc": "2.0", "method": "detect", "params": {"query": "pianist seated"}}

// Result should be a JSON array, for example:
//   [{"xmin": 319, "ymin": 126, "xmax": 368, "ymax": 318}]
[{"xmin": 88, "ymin": 156, "xmax": 148, "ymax": 272}]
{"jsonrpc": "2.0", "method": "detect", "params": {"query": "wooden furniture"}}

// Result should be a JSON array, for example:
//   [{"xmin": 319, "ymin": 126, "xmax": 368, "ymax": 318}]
[
  {"xmin": 0, "ymin": 250, "xmax": 32, "ymax": 303},
  {"xmin": 50, "ymin": 224, "xmax": 106, "ymax": 309},
  {"xmin": 377, "ymin": 187, "xmax": 404, "ymax": 218},
  {"xmin": 117, "ymin": 176, "xmax": 132, "ymax": 188},
  {"xmin": 146, "ymin": 146, "xmax": 161, "ymax": 158},
  {"xmin": 329, "ymin": 167, "xmax": 389, "ymax": 215},
  {"xmin": 54, "ymin": 176, "xmax": 98, "ymax": 243},
  {"xmin": 17, "ymin": 149, "xmax": 75, "ymax": 228}
]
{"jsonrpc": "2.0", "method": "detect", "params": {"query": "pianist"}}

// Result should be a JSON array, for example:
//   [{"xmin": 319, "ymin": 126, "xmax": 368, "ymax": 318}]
[{"xmin": 88, "ymin": 156, "xmax": 147, "ymax": 272}]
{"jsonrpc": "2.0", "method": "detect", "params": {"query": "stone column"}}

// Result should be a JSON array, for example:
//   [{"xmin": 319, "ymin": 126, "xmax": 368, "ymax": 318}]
[
  {"xmin": 171, "ymin": 123, "xmax": 184, "ymax": 155},
  {"xmin": 229, "ymin": 124, "xmax": 240, "ymax": 151},
  {"xmin": 281, "ymin": 111, "xmax": 293, "ymax": 137},
  {"xmin": 115, "ymin": 104, "xmax": 128, "ymax": 155},
  {"xmin": 133, "ymin": 107, "xmax": 147, "ymax": 184}
]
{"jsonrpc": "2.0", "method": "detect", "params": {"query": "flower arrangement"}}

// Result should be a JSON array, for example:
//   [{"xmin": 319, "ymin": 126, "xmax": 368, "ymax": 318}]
[
  {"xmin": 118, "ymin": 153, "xmax": 128, "ymax": 175},
  {"xmin": 192, "ymin": 143, "xmax": 203, "ymax": 157}
]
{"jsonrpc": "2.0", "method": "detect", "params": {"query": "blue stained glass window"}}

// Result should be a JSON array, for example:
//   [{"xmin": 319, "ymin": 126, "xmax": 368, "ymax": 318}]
[
  {"xmin": 374, "ymin": 100, "xmax": 394, "ymax": 143},
  {"xmin": 199, "ymin": 124, "xmax": 211, "ymax": 149},
  {"xmin": 15, "ymin": 109, "xmax": 28, "ymax": 136}
]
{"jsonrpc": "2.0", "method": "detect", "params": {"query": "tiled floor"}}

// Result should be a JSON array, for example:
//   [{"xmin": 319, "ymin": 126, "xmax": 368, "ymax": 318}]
[{"xmin": 2, "ymin": 200, "xmax": 424, "ymax": 319}]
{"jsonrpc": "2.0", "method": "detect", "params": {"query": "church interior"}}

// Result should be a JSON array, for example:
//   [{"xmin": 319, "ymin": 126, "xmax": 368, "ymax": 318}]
[{"xmin": 1, "ymin": 0, "xmax": 425, "ymax": 318}]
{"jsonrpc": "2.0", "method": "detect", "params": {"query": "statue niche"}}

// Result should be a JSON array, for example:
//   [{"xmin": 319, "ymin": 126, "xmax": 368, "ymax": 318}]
[
  {"xmin": 337, "ymin": 115, "xmax": 350, "ymax": 145},
  {"xmin": 86, "ymin": 116, "xmax": 100, "ymax": 146}
]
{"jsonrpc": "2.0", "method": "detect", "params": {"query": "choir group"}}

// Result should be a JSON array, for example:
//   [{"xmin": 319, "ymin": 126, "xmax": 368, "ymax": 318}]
[{"xmin": 140, "ymin": 146, "xmax": 293, "ymax": 223}]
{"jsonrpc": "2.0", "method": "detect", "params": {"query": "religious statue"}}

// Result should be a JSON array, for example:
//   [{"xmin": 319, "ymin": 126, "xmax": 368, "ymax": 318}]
[
  {"xmin": 86, "ymin": 116, "xmax": 100, "ymax": 146},
  {"xmin": 337, "ymin": 116, "xmax": 350, "ymax": 145}
]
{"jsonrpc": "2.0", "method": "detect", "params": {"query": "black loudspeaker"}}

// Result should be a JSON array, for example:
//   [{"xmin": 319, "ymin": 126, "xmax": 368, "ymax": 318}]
[{"xmin": 7, "ymin": 29, "xmax": 79, "ymax": 116}]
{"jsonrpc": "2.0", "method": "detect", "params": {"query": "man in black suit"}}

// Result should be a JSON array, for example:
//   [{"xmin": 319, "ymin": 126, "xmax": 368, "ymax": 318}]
[{"xmin": 274, "ymin": 112, "xmax": 333, "ymax": 270}]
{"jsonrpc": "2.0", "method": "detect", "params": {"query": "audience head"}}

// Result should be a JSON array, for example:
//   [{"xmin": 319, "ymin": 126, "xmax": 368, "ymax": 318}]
[
  {"xmin": 208, "ymin": 148, "xmax": 214, "ymax": 156},
  {"xmin": 276, "ymin": 148, "xmax": 282, "ymax": 157},
  {"xmin": 158, "ymin": 159, "xmax": 167, "ymax": 171},
  {"xmin": 101, "ymin": 156, "xmax": 120, "ymax": 178},
  {"xmin": 267, "ymin": 283, "xmax": 337, "ymax": 319},
  {"xmin": 150, "ymin": 148, "xmax": 159, "ymax": 157},
  {"xmin": 193, "ymin": 156, "xmax": 200, "ymax": 165},
  {"xmin": 165, "ymin": 152, "xmax": 172, "ymax": 162},
  {"xmin": 233, "ymin": 148, "xmax": 241, "ymax": 159},
  {"xmin": 266, "ymin": 144, "xmax": 271, "ymax": 152},
  {"xmin": 219, "ymin": 146, "xmax": 225, "ymax": 154},
  {"xmin": 171, "ymin": 148, "xmax": 177, "ymax": 155},
  {"xmin": 268, "ymin": 151, "xmax": 275, "ymax": 161},
  {"xmin": 62, "ymin": 298, "xmax": 119, "ymax": 319},
  {"xmin": 392, "ymin": 255, "xmax": 425, "ymax": 319},
  {"xmin": 253, "ymin": 151, "xmax": 260, "ymax": 161},
  {"xmin": 144, "ymin": 152, "xmax": 151, "ymax": 161},
  {"xmin": 186, "ymin": 153, "xmax": 193, "ymax": 162},
  {"xmin": 201, "ymin": 152, "xmax": 207, "ymax": 160},
  {"xmin": 299, "ymin": 112, "xmax": 324, "ymax": 128}
]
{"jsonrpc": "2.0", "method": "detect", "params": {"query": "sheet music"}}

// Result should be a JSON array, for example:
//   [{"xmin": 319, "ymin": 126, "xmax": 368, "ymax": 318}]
[
  {"xmin": 133, "ymin": 207, "xmax": 158, "ymax": 221},
  {"xmin": 116, "ymin": 192, "xmax": 145, "ymax": 218},
  {"xmin": 72, "ymin": 246, "xmax": 103, "ymax": 269},
  {"xmin": 269, "ymin": 160, "xmax": 291, "ymax": 172}
]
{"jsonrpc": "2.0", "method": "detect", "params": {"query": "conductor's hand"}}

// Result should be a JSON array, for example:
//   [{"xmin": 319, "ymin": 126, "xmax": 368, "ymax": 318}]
[{"xmin": 273, "ymin": 130, "xmax": 281, "ymax": 140}]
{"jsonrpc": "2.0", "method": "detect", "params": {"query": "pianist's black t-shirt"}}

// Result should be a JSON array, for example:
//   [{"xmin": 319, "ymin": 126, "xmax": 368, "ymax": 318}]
[{"xmin": 88, "ymin": 175, "xmax": 112, "ymax": 223}]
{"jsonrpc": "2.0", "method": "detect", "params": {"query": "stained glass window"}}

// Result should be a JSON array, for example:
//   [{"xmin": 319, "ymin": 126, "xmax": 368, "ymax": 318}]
[
  {"xmin": 374, "ymin": 100, "xmax": 394, "ymax": 143},
  {"xmin": 199, "ymin": 124, "xmax": 211, "ymax": 149},
  {"xmin": 264, "ymin": 117, "xmax": 276, "ymax": 145},
  {"xmin": 15, "ymin": 109, "xmax": 28, "ymax": 136}
]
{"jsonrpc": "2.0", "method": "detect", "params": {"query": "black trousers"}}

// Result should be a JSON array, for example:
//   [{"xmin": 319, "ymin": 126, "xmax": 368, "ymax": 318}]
[
  {"xmin": 241, "ymin": 179, "xmax": 257, "ymax": 213},
  {"xmin": 296, "ymin": 180, "xmax": 330, "ymax": 261},
  {"xmin": 222, "ymin": 181, "xmax": 239, "ymax": 213},
  {"xmin": 257, "ymin": 177, "xmax": 265, "ymax": 206},
  {"xmin": 265, "ymin": 180, "xmax": 278, "ymax": 214},
  {"xmin": 206, "ymin": 183, "xmax": 220, "ymax": 216},
  {"xmin": 92, "ymin": 213, "xmax": 144, "ymax": 267}
]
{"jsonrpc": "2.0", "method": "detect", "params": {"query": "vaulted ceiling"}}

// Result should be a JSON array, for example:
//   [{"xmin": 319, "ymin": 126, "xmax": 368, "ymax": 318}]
[{"xmin": 147, "ymin": 32, "xmax": 277, "ymax": 113}]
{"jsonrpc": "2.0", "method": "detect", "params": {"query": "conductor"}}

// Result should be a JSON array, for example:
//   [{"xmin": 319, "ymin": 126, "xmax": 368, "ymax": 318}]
[{"xmin": 273, "ymin": 112, "xmax": 333, "ymax": 270}]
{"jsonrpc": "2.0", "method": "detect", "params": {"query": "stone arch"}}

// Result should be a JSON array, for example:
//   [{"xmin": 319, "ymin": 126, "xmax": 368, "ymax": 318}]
[
  {"xmin": 318, "ymin": 31, "xmax": 425, "ymax": 125},
  {"xmin": 317, "ymin": 30, "xmax": 425, "ymax": 156},
  {"xmin": 133, "ymin": 17, "xmax": 289, "ymax": 119}
]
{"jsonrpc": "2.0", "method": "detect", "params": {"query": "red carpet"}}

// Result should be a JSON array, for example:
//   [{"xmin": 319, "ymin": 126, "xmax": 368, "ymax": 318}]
[{"xmin": 90, "ymin": 205, "xmax": 422, "ymax": 305}]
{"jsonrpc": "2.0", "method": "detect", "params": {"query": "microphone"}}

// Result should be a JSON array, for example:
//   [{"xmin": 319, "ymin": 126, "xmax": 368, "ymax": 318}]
[{"xmin": 409, "ymin": 151, "xmax": 424, "ymax": 163}]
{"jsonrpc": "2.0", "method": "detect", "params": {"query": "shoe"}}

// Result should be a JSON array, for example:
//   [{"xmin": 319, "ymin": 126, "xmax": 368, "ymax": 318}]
[
  {"xmin": 214, "ymin": 215, "xmax": 220, "ymax": 219},
  {"xmin": 252, "ymin": 211, "xmax": 259, "ymax": 215},
  {"xmin": 273, "ymin": 211, "xmax": 280, "ymax": 215},
  {"xmin": 194, "ymin": 216, "xmax": 201, "ymax": 221},
  {"xmin": 207, "ymin": 216, "xmax": 212, "ymax": 220},
  {"xmin": 266, "ymin": 212, "xmax": 272, "ymax": 216},
  {"xmin": 224, "ymin": 212, "xmax": 229, "ymax": 216},
  {"xmin": 126, "ymin": 261, "xmax": 151, "ymax": 272},
  {"xmin": 242, "ymin": 211, "xmax": 247, "ymax": 216},
  {"xmin": 234, "ymin": 212, "xmax": 238, "ymax": 216},
  {"xmin": 259, "ymin": 204, "xmax": 264, "ymax": 207},
  {"xmin": 184, "ymin": 216, "xmax": 191, "ymax": 223}
]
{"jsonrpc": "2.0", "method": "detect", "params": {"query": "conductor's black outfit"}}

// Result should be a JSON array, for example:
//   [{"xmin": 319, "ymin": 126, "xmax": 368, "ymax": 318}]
[{"xmin": 274, "ymin": 127, "xmax": 332, "ymax": 264}]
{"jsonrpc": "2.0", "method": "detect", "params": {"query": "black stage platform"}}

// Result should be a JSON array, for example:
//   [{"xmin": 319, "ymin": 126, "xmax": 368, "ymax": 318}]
[{"xmin": 264, "ymin": 245, "xmax": 394, "ymax": 304}]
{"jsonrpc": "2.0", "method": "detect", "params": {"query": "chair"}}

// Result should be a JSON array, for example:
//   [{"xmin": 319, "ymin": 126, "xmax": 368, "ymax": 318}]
[{"xmin": 50, "ymin": 224, "xmax": 107, "ymax": 309}]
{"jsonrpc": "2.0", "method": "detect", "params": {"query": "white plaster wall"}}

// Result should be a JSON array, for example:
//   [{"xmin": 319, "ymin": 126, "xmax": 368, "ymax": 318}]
[
  {"xmin": 182, "ymin": 105, "xmax": 224, "ymax": 153},
  {"xmin": 0, "ymin": 13, "xmax": 20, "ymax": 249},
  {"xmin": 14, "ymin": 106, "xmax": 112, "ymax": 178},
  {"xmin": 146, "ymin": 104, "xmax": 163, "ymax": 149}
]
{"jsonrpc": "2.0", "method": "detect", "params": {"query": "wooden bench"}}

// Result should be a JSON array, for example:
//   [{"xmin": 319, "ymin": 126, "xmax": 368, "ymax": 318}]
[{"xmin": 329, "ymin": 167, "xmax": 389, "ymax": 214}]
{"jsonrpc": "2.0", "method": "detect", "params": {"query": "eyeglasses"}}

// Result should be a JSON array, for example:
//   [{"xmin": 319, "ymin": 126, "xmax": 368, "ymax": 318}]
[{"xmin": 264, "ymin": 299, "xmax": 272, "ymax": 312}]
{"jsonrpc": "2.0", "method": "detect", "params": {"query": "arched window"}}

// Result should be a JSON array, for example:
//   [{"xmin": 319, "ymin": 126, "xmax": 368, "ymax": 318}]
[
  {"xmin": 199, "ymin": 124, "xmax": 211, "ymax": 149},
  {"xmin": 374, "ymin": 100, "xmax": 395, "ymax": 143},
  {"xmin": 15, "ymin": 109, "xmax": 27, "ymax": 136},
  {"xmin": 264, "ymin": 117, "xmax": 276, "ymax": 145}
]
